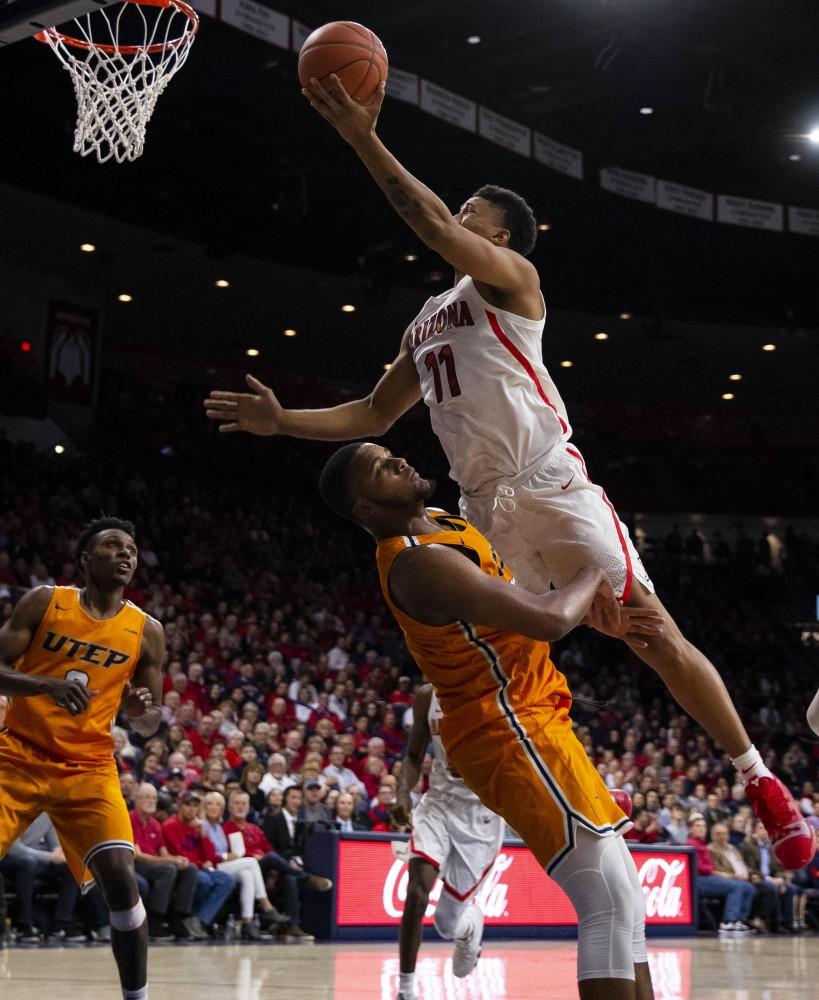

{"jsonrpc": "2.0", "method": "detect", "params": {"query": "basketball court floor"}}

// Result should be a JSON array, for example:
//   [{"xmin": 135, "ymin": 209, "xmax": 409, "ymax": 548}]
[{"xmin": 1, "ymin": 937, "xmax": 816, "ymax": 999}]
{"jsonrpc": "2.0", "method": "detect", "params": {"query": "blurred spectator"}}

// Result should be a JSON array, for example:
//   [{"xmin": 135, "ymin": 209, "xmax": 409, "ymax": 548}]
[
  {"xmin": 161, "ymin": 789, "xmax": 234, "ymax": 936},
  {"xmin": 687, "ymin": 815, "xmax": 755, "ymax": 935},
  {"xmin": 740, "ymin": 819, "xmax": 805, "ymax": 931},
  {"xmin": 240, "ymin": 761, "xmax": 267, "ymax": 815},
  {"xmin": 200, "ymin": 791, "xmax": 281, "ymax": 940},
  {"xmin": 129, "ymin": 783, "xmax": 200, "ymax": 940},
  {"xmin": 300, "ymin": 781, "xmax": 333, "ymax": 826},
  {"xmin": 0, "ymin": 814, "xmax": 81, "ymax": 944},
  {"xmin": 322, "ymin": 744, "xmax": 364, "ymax": 795},
  {"xmin": 708, "ymin": 822, "xmax": 777, "ymax": 932},
  {"xmin": 259, "ymin": 752, "xmax": 296, "ymax": 796},
  {"xmin": 334, "ymin": 791, "xmax": 368, "ymax": 833},
  {"xmin": 264, "ymin": 786, "xmax": 333, "ymax": 940}
]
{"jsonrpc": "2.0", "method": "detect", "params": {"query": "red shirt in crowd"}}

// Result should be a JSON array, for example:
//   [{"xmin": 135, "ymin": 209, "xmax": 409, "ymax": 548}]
[
  {"xmin": 162, "ymin": 816, "xmax": 220, "ymax": 868},
  {"xmin": 687, "ymin": 836, "xmax": 714, "ymax": 875},
  {"xmin": 222, "ymin": 819, "xmax": 273, "ymax": 858},
  {"xmin": 130, "ymin": 810, "xmax": 165, "ymax": 856},
  {"xmin": 191, "ymin": 730, "xmax": 220, "ymax": 760}
]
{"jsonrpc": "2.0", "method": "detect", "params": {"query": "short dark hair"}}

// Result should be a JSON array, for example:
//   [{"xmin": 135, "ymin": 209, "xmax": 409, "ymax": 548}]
[
  {"xmin": 75, "ymin": 516, "xmax": 136, "ymax": 558},
  {"xmin": 473, "ymin": 184, "xmax": 537, "ymax": 256},
  {"xmin": 318, "ymin": 443, "xmax": 365, "ymax": 522},
  {"xmin": 283, "ymin": 785, "xmax": 302, "ymax": 807}
]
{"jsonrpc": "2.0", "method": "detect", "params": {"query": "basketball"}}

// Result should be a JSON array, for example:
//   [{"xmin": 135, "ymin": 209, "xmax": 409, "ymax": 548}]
[{"xmin": 298, "ymin": 21, "xmax": 388, "ymax": 103}]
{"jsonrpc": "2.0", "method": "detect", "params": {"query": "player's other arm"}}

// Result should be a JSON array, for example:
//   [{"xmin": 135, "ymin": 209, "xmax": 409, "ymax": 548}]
[
  {"xmin": 392, "ymin": 685, "xmax": 432, "ymax": 827},
  {"xmin": 204, "ymin": 328, "xmax": 421, "ymax": 440},
  {"xmin": 391, "ymin": 546, "xmax": 624, "ymax": 642},
  {"xmin": 124, "ymin": 617, "xmax": 165, "ymax": 737},
  {"xmin": 0, "ymin": 587, "xmax": 97, "ymax": 715},
  {"xmin": 302, "ymin": 77, "xmax": 536, "ymax": 292}
]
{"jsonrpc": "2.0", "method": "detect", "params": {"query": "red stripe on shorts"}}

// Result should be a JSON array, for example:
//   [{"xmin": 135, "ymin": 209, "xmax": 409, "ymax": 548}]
[
  {"xmin": 442, "ymin": 855, "xmax": 497, "ymax": 902},
  {"xmin": 566, "ymin": 445, "xmax": 633, "ymax": 603},
  {"xmin": 409, "ymin": 835, "xmax": 441, "ymax": 870},
  {"xmin": 485, "ymin": 310, "xmax": 568, "ymax": 434}
]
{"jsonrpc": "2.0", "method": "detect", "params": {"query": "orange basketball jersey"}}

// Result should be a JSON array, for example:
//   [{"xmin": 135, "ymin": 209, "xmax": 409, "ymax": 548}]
[
  {"xmin": 375, "ymin": 510, "xmax": 573, "ymax": 756},
  {"xmin": 5, "ymin": 586, "xmax": 146, "ymax": 762}
]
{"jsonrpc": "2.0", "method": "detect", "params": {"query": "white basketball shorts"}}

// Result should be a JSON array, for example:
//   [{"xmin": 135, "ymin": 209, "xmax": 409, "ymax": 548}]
[
  {"xmin": 460, "ymin": 440, "xmax": 653, "ymax": 601},
  {"xmin": 408, "ymin": 791, "xmax": 504, "ymax": 900}
]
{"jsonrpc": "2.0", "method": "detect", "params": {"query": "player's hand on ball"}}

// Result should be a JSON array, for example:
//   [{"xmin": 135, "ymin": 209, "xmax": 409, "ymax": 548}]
[
  {"xmin": 204, "ymin": 375, "xmax": 284, "ymax": 436},
  {"xmin": 122, "ymin": 683, "xmax": 153, "ymax": 719},
  {"xmin": 302, "ymin": 74, "xmax": 385, "ymax": 146}
]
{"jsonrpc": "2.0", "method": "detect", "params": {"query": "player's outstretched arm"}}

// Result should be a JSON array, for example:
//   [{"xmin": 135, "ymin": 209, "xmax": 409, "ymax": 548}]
[
  {"xmin": 124, "ymin": 617, "xmax": 166, "ymax": 737},
  {"xmin": 389, "ymin": 545, "xmax": 659, "ymax": 643},
  {"xmin": 0, "ymin": 587, "xmax": 97, "ymax": 715},
  {"xmin": 392, "ymin": 684, "xmax": 433, "ymax": 828},
  {"xmin": 205, "ymin": 329, "xmax": 421, "ymax": 440},
  {"xmin": 302, "ymin": 76, "xmax": 536, "ymax": 293}
]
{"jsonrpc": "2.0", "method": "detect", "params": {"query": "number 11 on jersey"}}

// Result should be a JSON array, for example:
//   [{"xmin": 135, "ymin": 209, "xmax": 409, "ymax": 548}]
[{"xmin": 424, "ymin": 345, "xmax": 461, "ymax": 404}]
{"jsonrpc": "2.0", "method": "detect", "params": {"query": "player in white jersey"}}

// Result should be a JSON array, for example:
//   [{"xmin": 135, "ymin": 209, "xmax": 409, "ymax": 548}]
[
  {"xmin": 205, "ymin": 75, "xmax": 812, "ymax": 872},
  {"xmin": 390, "ymin": 684, "xmax": 503, "ymax": 1000}
]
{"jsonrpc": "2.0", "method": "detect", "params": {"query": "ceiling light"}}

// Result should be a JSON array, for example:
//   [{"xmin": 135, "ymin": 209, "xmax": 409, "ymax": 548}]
[
  {"xmin": 788, "ymin": 153, "xmax": 801, "ymax": 162},
  {"xmin": 721, "ymin": 393, "xmax": 734, "ymax": 401},
  {"xmin": 383, "ymin": 363, "xmax": 392, "ymax": 370},
  {"xmin": 403, "ymin": 254, "xmax": 418, "ymax": 262},
  {"xmin": 728, "ymin": 373, "xmax": 742, "ymax": 381},
  {"xmin": 639, "ymin": 106, "xmax": 654, "ymax": 116},
  {"xmin": 283, "ymin": 328, "xmax": 297, "ymax": 337},
  {"xmin": 594, "ymin": 331, "xmax": 609, "ymax": 341},
  {"xmin": 54, "ymin": 444, "xmax": 65, "ymax": 454},
  {"xmin": 762, "ymin": 343, "xmax": 777, "ymax": 352},
  {"xmin": 619, "ymin": 312, "xmax": 632, "ymax": 320},
  {"xmin": 79, "ymin": 243, "xmax": 96, "ymax": 253},
  {"xmin": 341, "ymin": 304, "xmax": 356, "ymax": 313},
  {"xmin": 559, "ymin": 360, "xmax": 573, "ymax": 368},
  {"xmin": 537, "ymin": 223, "xmax": 550, "ymax": 232},
  {"xmin": 215, "ymin": 279, "xmax": 230, "ymax": 288},
  {"xmin": 466, "ymin": 35, "xmax": 481, "ymax": 44},
  {"xmin": 246, "ymin": 348, "xmax": 260, "ymax": 357},
  {"xmin": 808, "ymin": 127, "xmax": 819, "ymax": 144},
  {"xmin": 117, "ymin": 293, "xmax": 133, "ymax": 302}
]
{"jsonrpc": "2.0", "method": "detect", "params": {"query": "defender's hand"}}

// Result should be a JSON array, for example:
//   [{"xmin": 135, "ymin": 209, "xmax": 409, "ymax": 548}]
[
  {"xmin": 43, "ymin": 677, "xmax": 99, "ymax": 715},
  {"xmin": 204, "ymin": 375, "xmax": 285, "ymax": 436},
  {"xmin": 302, "ymin": 74, "xmax": 385, "ymax": 146},
  {"xmin": 122, "ymin": 683, "xmax": 153, "ymax": 719},
  {"xmin": 391, "ymin": 796, "xmax": 412, "ymax": 829}
]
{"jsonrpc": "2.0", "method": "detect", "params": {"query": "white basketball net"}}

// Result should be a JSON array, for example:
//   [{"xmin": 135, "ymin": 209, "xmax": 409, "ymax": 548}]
[{"xmin": 38, "ymin": 0, "xmax": 198, "ymax": 164}]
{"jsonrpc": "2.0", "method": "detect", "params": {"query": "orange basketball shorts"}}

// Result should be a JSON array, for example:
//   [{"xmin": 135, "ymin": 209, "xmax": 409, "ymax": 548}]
[
  {"xmin": 443, "ymin": 699, "xmax": 631, "ymax": 874},
  {"xmin": 0, "ymin": 730, "xmax": 134, "ymax": 889}
]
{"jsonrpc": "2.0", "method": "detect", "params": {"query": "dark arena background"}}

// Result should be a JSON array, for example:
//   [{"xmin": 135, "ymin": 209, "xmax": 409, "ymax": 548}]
[{"xmin": 0, "ymin": 1, "xmax": 818, "ymax": 998}]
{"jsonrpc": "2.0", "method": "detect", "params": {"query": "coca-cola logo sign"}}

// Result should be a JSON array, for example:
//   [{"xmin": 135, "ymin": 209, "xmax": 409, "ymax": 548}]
[{"xmin": 337, "ymin": 841, "xmax": 693, "ymax": 927}]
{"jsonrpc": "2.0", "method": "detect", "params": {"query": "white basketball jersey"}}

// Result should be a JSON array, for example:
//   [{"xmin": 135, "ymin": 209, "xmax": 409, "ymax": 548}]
[
  {"xmin": 408, "ymin": 275, "xmax": 571, "ymax": 494},
  {"xmin": 427, "ymin": 689, "xmax": 476, "ymax": 800}
]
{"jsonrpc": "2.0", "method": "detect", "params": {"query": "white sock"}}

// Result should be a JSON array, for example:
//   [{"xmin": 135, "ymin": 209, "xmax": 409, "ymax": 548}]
[
  {"xmin": 398, "ymin": 972, "xmax": 415, "ymax": 997},
  {"xmin": 123, "ymin": 988, "xmax": 147, "ymax": 1000},
  {"xmin": 731, "ymin": 744, "xmax": 772, "ymax": 783}
]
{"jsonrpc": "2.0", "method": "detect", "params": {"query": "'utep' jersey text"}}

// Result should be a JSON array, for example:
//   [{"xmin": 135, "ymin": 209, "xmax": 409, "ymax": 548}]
[
  {"xmin": 5, "ymin": 586, "xmax": 146, "ymax": 762},
  {"xmin": 408, "ymin": 275, "xmax": 571, "ymax": 494},
  {"xmin": 375, "ymin": 510, "xmax": 572, "ymax": 758}
]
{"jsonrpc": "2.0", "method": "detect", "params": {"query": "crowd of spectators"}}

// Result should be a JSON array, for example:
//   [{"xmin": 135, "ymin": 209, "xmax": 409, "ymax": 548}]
[{"xmin": 0, "ymin": 427, "xmax": 818, "ymax": 944}]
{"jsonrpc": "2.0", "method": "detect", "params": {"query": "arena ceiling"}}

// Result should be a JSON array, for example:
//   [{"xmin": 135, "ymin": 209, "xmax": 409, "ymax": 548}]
[{"xmin": 0, "ymin": 0, "xmax": 818, "ymax": 346}]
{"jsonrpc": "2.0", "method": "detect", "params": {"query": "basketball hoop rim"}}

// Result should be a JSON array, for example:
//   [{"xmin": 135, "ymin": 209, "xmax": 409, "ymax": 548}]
[{"xmin": 34, "ymin": 0, "xmax": 199, "ymax": 55}]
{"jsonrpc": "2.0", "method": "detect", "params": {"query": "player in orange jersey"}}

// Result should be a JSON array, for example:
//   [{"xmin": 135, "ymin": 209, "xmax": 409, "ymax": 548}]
[
  {"xmin": 207, "ymin": 72, "xmax": 813, "ymax": 872},
  {"xmin": 318, "ymin": 442, "xmax": 661, "ymax": 1000},
  {"xmin": 0, "ymin": 517, "xmax": 164, "ymax": 1000}
]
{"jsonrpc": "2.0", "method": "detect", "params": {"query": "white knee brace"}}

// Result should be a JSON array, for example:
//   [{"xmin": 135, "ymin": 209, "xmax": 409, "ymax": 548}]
[
  {"xmin": 433, "ymin": 891, "xmax": 469, "ymax": 940},
  {"xmin": 109, "ymin": 899, "xmax": 147, "ymax": 932},
  {"xmin": 550, "ymin": 827, "xmax": 636, "ymax": 981}
]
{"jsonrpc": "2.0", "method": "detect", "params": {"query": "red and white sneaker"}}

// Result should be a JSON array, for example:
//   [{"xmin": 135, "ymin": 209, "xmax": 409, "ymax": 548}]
[{"xmin": 745, "ymin": 776, "xmax": 813, "ymax": 869}]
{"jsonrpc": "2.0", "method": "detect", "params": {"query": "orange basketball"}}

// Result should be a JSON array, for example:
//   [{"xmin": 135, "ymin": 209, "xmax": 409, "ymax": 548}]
[{"xmin": 298, "ymin": 21, "xmax": 388, "ymax": 103}]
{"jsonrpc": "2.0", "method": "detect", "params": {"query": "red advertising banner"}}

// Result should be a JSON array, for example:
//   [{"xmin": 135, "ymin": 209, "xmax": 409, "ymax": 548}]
[{"xmin": 336, "ymin": 840, "xmax": 693, "ymax": 927}]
